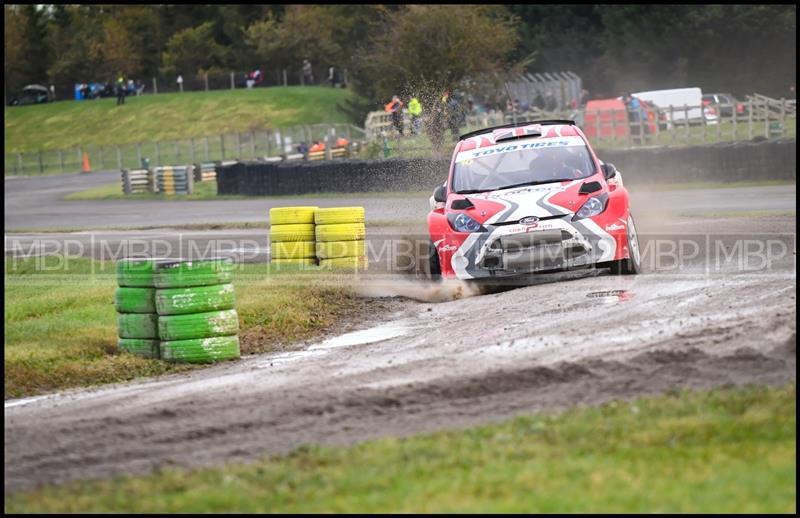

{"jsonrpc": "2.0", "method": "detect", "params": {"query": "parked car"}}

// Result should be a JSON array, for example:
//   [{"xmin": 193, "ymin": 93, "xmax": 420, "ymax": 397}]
[
  {"xmin": 702, "ymin": 92, "xmax": 747, "ymax": 118},
  {"xmin": 8, "ymin": 84, "xmax": 50, "ymax": 106},
  {"xmin": 632, "ymin": 87, "xmax": 717, "ymax": 125},
  {"xmin": 426, "ymin": 119, "xmax": 642, "ymax": 282}
]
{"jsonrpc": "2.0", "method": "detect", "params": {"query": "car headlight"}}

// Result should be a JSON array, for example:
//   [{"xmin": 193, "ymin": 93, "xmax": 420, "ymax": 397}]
[
  {"xmin": 448, "ymin": 213, "xmax": 485, "ymax": 233},
  {"xmin": 573, "ymin": 193, "xmax": 609, "ymax": 220}
]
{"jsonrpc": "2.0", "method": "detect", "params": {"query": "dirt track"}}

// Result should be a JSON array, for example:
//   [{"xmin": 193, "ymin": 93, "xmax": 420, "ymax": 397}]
[{"xmin": 5, "ymin": 208, "xmax": 796, "ymax": 493}]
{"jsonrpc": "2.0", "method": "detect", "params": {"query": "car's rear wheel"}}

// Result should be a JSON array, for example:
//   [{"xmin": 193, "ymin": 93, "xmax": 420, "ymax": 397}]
[
  {"xmin": 609, "ymin": 214, "xmax": 642, "ymax": 275},
  {"xmin": 427, "ymin": 240, "xmax": 442, "ymax": 280}
]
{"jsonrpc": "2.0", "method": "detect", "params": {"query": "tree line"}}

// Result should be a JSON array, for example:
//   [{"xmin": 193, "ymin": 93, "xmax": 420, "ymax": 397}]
[{"xmin": 5, "ymin": 4, "xmax": 796, "ymax": 122}]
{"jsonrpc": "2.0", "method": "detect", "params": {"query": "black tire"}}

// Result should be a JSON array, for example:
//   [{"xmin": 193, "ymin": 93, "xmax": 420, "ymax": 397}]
[
  {"xmin": 428, "ymin": 240, "xmax": 442, "ymax": 280},
  {"xmin": 154, "ymin": 258, "xmax": 234, "ymax": 288},
  {"xmin": 115, "ymin": 287, "xmax": 156, "ymax": 314},
  {"xmin": 155, "ymin": 284, "xmax": 236, "ymax": 316},
  {"xmin": 608, "ymin": 214, "xmax": 642, "ymax": 275},
  {"xmin": 158, "ymin": 309, "xmax": 239, "ymax": 341},
  {"xmin": 160, "ymin": 335, "xmax": 240, "ymax": 363},
  {"xmin": 117, "ymin": 313, "xmax": 159, "ymax": 339},
  {"xmin": 118, "ymin": 338, "xmax": 160, "ymax": 359}
]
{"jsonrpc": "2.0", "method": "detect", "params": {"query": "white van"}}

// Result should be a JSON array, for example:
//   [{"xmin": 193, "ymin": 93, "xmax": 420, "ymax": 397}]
[{"xmin": 632, "ymin": 87, "xmax": 717, "ymax": 126}]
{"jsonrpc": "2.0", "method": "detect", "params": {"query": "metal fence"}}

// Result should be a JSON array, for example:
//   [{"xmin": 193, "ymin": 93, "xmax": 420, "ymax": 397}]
[
  {"xmin": 5, "ymin": 123, "xmax": 366, "ymax": 176},
  {"xmin": 504, "ymin": 71, "xmax": 583, "ymax": 112}
]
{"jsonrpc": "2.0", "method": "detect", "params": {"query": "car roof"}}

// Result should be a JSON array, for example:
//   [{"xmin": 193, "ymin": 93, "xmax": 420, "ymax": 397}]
[{"xmin": 459, "ymin": 120, "xmax": 576, "ymax": 140}]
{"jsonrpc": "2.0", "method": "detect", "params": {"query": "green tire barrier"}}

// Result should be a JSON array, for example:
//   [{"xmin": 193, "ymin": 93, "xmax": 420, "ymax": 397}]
[
  {"xmin": 314, "ymin": 207, "xmax": 365, "ymax": 225},
  {"xmin": 319, "ymin": 256, "xmax": 369, "ymax": 270},
  {"xmin": 272, "ymin": 240, "xmax": 316, "ymax": 259},
  {"xmin": 315, "ymin": 223, "xmax": 366, "ymax": 242},
  {"xmin": 316, "ymin": 240, "xmax": 366, "ymax": 260},
  {"xmin": 160, "ymin": 335, "xmax": 241, "ymax": 364},
  {"xmin": 154, "ymin": 258, "xmax": 234, "ymax": 288},
  {"xmin": 269, "ymin": 206, "xmax": 318, "ymax": 225},
  {"xmin": 155, "ymin": 284, "xmax": 236, "ymax": 316},
  {"xmin": 116, "ymin": 258, "xmax": 159, "ymax": 287},
  {"xmin": 270, "ymin": 258, "xmax": 317, "ymax": 267},
  {"xmin": 115, "ymin": 287, "xmax": 156, "ymax": 314},
  {"xmin": 117, "ymin": 313, "xmax": 160, "ymax": 339},
  {"xmin": 118, "ymin": 338, "xmax": 160, "ymax": 359},
  {"xmin": 158, "ymin": 309, "xmax": 239, "ymax": 341},
  {"xmin": 270, "ymin": 223, "xmax": 316, "ymax": 242}
]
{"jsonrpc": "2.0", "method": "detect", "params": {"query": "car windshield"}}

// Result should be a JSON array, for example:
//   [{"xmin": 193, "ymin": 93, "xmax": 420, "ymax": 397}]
[{"xmin": 452, "ymin": 138, "xmax": 597, "ymax": 193}]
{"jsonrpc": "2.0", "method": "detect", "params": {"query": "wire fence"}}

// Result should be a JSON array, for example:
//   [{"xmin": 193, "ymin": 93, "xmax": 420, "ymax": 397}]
[{"xmin": 5, "ymin": 123, "xmax": 365, "ymax": 176}]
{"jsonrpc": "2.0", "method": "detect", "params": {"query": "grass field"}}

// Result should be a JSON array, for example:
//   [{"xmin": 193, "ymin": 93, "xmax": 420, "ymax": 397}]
[
  {"xmin": 4, "ymin": 257, "xmax": 368, "ymax": 399},
  {"xmin": 4, "ymin": 87, "xmax": 357, "ymax": 153},
  {"xmin": 5, "ymin": 383, "xmax": 795, "ymax": 513}
]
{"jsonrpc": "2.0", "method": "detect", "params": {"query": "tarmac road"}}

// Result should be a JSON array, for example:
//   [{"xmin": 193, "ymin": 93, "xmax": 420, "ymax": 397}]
[{"xmin": 3, "ymin": 174, "xmax": 797, "ymax": 493}]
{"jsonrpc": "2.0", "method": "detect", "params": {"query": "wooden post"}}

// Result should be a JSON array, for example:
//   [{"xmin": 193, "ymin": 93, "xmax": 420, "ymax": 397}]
[
  {"xmin": 266, "ymin": 130, "xmax": 273, "ymax": 158},
  {"xmin": 152, "ymin": 77, "xmax": 158, "ymax": 95},
  {"xmin": 235, "ymin": 133, "xmax": 241, "ymax": 158},
  {"xmin": 220, "ymin": 134, "xmax": 225, "ymax": 159},
  {"xmin": 684, "ymin": 105, "xmax": 690, "ymax": 144},
  {"xmin": 764, "ymin": 98, "xmax": 769, "ymax": 139},
  {"xmin": 204, "ymin": 137, "xmax": 210, "ymax": 161},
  {"xmin": 702, "ymin": 105, "xmax": 707, "ymax": 143},
  {"xmin": 205, "ymin": 72, "xmax": 209, "ymax": 92},
  {"xmin": 747, "ymin": 99, "xmax": 753, "ymax": 140},
  {"xmin": 780, "ymin": 98, "xmax": 786, "ymax": 137},
  {"xmin": 190, "ymin": 137, "xmax": 196, "ymax": 163},
  {"xmin": 136, "ymin": 143, "xmax": 142, "ymax": 166},
  {"xmin": 38, "ymin": 150, "xmax": 44, "ymax": 173},
  {"xmin": 230, "ymin": 71, "xmax": 234, "ymax": 90},
  {"xmin": 669, "ymin": 106, "xmax": 675, "ymax": 144},
  {"xmin": 282, "ymin": 69, "xmax": 287, "ymax": 87},
  {"xmin": 594, "ymin": 110, "xmax": 601, "ymax": 147},
  {"xmin": 610, "ymin": 109, "xmax": 616, "ymax": 146},
  {"xmin": 250, "ymin": 131, "xmax": 256, "ymax": 158},
  {"xmin": 58, "ymin": 149, "xmax": 64, "ymax": 173},
  {"xmin": 732, "ymin": 102, "xmax": 737, "ymax": 140},
  {"xmin": 715, "ymin": 103, "xmax": 721, "ymax": 142},
  {"xmin": 116, "ymin": 146, "xmax": 122, "ymax": 170}
]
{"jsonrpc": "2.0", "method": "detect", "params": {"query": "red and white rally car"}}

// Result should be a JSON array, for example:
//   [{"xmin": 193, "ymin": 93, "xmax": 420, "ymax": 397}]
[{"xmin": 426, "ymin": 120, "xmax": 642, "ymax": 281}]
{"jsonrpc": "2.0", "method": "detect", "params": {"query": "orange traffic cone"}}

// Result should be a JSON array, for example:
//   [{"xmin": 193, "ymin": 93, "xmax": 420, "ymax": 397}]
[{"xmin": 81, "ymin": 151, "xmax": 91, "ymax": 173}]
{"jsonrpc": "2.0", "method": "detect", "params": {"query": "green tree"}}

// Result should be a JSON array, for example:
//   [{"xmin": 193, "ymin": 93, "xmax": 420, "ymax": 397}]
[{"xmin": 161, "ymin": 21, "xmax": 231, "ymax": 80}]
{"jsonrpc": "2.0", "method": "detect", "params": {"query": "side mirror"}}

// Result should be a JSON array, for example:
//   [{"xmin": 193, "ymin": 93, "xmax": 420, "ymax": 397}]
[
  {"xmin": 602, "ymin": 162, "xmax": 617, "ymax": 179},
  {"xmin": 433, "ymin": 184, "xmax": 447, "ymax": 203}
]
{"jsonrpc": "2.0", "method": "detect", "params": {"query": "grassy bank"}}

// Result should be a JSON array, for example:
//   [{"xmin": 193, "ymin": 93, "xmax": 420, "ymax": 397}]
[
  {"xmin": 5, "ymin": 384, "xmax": 795, "ymax": 513},
  {"xmin": 4, "ymin": 87, "xmax": 356, "ymax": 153},
  {"xmin": 4, "ymin": 257, "xmax": 368, "ymax": 399}
]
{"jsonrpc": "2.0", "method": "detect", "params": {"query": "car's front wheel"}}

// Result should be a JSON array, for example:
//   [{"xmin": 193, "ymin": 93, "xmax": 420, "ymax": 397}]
[{"xmin": 608, "ymin": 214, "xmax": 642, "ymax": 275}]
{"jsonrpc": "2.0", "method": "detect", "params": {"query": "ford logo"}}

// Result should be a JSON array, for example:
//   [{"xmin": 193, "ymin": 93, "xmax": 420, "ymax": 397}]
[{"xmin": 519, "ymin": 216, "xmax": 539, "ymax": 224}]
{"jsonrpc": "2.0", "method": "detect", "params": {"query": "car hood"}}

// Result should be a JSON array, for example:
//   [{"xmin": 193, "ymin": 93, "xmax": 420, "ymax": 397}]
[{"xmin": 448, "ymin": 179, "xmax": 601, "ymax": 225}]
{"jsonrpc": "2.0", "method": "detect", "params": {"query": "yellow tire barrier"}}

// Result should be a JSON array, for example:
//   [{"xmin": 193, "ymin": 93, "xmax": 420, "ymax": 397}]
[
  {"xmin": 270, "ymin": 223, "xmax": 316, "ymax": 242},
  {"xmin": 272, "ymin": 240, "xmax": 316, "ymax": 259},
  {"xmin": 316, "ymin": 240, "xmax": 366, "ymax": 260},
  {"xmin": 319, "ymin": 256, "xmax": 368, "ymax": 270},
  {"xmin": 269, "ymin": 206, "xmax": 318, "ymax": 225},
  {"xmin": 270, "ymin": 258, "xmax": 318, "ymax": 267},
  {"xmin": 314, "ymin": 207, "xmax": 365, "ymax": 225},
  {"xmin": 315, "ymin": 223, "xmax": 366, "ymax": 242}
]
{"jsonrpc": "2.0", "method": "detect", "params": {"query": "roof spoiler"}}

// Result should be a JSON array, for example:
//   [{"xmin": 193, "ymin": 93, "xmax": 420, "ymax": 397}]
[{"xmin": 459, "ymin": 120, "xmax": 575, "ymax": 141}]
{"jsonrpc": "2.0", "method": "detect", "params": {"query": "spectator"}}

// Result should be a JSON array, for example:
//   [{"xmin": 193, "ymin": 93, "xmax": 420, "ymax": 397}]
[
  {"xmin": 49, "ymin": 84, "xmax": 55, "ymax": 101},
  {"xmin": 302, "ymin": 59, "xmax": 314, "ymax": 85},
  {"xmin": 253, "ymin": 68, "xmax": 263, "ymax": 85},
  {"xmin": 408, "ymin": 96, "xmax": 423, "ymax": 135},
  {"xmin": 116, "ymin": 73, "xmax": 126, "ymax": 105},
  {"xmin": 385, "ymin": 95, "xmax": 404, "ymax": 136},
  {"xmin": 533, "ymin": 91, "xmax": 545, "ymax": 110},
  {"xmin": 246, "ymin": 71, "xmax": 255, "ymax": 89},
  {"xmin": 328, "ymin": 66, "xmax": 336, "ymax": 87},
  {"xmin": 544, "ymin": 90, "xmax": 557, "ymax": 111},
  {"xmin": 297, "ymin": 141, "xmax": 310, "ymax": 158},
  {"xmin": 309, "ymin": 140, "xmax": 325, "ymax": 153},
  {"xmin": 579, "ymin": 88, "xmax": 590, "ymax": 107},
  {"xmin": 135, "ymin": 80, "xmax": 145, "ymax": 96},
  {"xmin": 623, "ymin": 92, "xmax": 648, "ymax": 143},
  {"xmin": 176, "ymin": 74, "xmax": 184, "ymax": 92}
]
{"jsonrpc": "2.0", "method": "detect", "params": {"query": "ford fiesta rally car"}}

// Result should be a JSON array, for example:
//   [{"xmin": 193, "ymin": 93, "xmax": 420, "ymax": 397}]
[{"xmin": 426, "ymin": 120, "xmax": 642, "ymax": 281}]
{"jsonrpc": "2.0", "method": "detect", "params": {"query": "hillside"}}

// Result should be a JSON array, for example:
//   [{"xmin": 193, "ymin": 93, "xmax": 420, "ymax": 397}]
[{"xmin": 4, "ymin": 87, "xmax": 358, "ymax": 152}]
